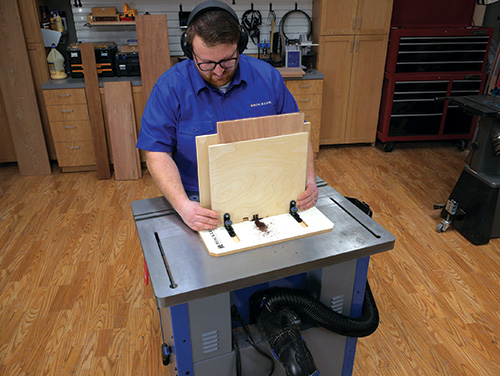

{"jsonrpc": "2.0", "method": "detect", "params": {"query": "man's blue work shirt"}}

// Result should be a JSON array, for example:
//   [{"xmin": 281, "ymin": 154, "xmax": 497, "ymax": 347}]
[{"xmin": 136, "ymin": 54, "xmax": 299, "ymax": 192}]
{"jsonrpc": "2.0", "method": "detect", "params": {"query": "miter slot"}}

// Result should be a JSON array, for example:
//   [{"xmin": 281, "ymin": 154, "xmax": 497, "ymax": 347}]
[
  {"xmin": 223, "ymin": 213, "xmax": 240, "ymax": 242},
  {"xmin": 154, "ymin": 232, "xmax": 178, "ymax": 289},
  {"xmin": 329, "ymin": 198, "xmax": 381, "ymax": 239},
  {"xmin": 289, "ymin": 200, "xmax": 308, "ymax": 228}
]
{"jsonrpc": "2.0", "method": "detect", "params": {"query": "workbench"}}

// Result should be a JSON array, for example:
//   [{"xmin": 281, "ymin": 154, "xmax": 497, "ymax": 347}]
[{"xmin": 132, "ymin": 178, "xmax": 395, "ymax": 375}]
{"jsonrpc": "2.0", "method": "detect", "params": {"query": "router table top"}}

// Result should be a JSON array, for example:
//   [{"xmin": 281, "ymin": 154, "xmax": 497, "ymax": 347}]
[{"xmin": 132, "ymin": 178, "xmax": 395, "ymax": 308}]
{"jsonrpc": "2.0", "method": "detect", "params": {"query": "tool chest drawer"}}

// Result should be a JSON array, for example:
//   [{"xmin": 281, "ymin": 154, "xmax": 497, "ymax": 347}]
[
  {"xmin": 43, "ymin": 88, "xmax": 87, "ymax": 105},
  {"xmin": 49, "ymin": 121, "xmax": 93, "ymax": 142},
  {"xmin": 53, "ymin": 141, "xmax": 96, "ymax": 167},
  {"xmin": 286, "ymin": 80, "xmax": 323, "ymax": 95}
]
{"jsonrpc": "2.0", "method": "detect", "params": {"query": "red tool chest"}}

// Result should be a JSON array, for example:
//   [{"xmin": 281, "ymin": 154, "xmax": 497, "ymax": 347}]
[{"xmin": 377, "ymin": 27, "xmax": 493, "ymax": 151}]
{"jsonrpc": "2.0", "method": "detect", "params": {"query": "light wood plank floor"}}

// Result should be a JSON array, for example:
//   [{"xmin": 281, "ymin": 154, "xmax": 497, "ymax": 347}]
[{"xmin": 1, "ymin": 142, "xmax": 500, "ymax": 375}]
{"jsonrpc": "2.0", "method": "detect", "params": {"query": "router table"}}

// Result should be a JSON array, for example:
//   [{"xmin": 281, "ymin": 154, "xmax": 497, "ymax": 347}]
[{"xmin": 132, "ymin": 178, "xmax": 395, "ymax": 376}]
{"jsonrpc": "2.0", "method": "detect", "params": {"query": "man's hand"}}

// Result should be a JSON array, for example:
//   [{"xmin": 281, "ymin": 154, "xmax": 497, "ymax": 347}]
[
  {"xmin": 296, "ymin": 182, "xmax": 319, "ymax": 211},
  {"xmin": 177, "ymin": 200, "xmax": 221, "ymax": 231}
]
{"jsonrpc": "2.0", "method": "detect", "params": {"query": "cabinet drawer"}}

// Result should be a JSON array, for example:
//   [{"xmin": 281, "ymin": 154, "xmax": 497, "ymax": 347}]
[
  {"xmin": 302, "ymin": 109, "xmax": 322, "ymax": 130},
  {"xmin": 54, "ymin": 141, "xmax": 96, "ymax": 167},
  {"xmin": 49, "ymin": 121, "xmax": 93, "ymax": 142},
  {"xmin": 295, "ymin": 94, "xmax": 322, "ymax": 110},
  {"xmin": 43, "ymin": 89, "xmax": 87, "ymax": 105},
  {"xmin": 287, "ymin": 80, "xmax": 323, "ymax": 95},
  {"xmin": 47, "ymin": 104, "xmax": 89, "ymax": 122}
]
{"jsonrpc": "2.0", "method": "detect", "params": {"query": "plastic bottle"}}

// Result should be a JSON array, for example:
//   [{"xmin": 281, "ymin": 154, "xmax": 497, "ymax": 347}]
[
  {"xmin": 55, "ymin": 12, "xmax": 64, "ymax": 32},
  {"xmin": 49, "ymin": 11, "xmax": 56, "ymax": 30},
  {"xmin": 47, "ymin": 45, "xmax": 67, "ymax": 79}
]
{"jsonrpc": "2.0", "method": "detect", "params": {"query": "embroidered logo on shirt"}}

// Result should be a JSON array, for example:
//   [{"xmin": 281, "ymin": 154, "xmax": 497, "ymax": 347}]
[{"xmin": 250, "ymin": 101, "xmax": 272, "ymax": 108}]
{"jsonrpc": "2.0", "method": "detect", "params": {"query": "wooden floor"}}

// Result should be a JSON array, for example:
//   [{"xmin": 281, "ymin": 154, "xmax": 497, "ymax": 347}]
[{"xmin": 1, "ymin": 142, "xmax": 500, "ymax": 375}]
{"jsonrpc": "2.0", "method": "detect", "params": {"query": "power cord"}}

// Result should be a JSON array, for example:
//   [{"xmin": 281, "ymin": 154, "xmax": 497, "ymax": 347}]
[{"xmin": 231, "ymin": 305, "xmax": 275, "ymax": 376}]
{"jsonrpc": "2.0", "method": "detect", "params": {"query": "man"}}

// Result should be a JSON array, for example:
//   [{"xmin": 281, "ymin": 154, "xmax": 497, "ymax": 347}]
[{"xmin": 137, "ymin": 1, "xmax": 318, "ymax": 231}]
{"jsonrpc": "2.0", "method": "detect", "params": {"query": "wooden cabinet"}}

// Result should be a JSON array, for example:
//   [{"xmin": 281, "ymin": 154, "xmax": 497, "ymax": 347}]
[
  {"xmin": 313, "ymin": 0, "xmax": 393, "ymax": 145},
  {"xmin": 315, "ymin": 0, "xmax": 392, "ymax": 36},
  {"xmin": 318, "ymin": 35, "xmax": 389, "ymax": 144},
  {"xmin": 286, "ymin": 79, "xmax": 323, "ymax": 153},
  {"xmin": 43, "ymin": 88, "xmax": 96, "ymax": 171}
]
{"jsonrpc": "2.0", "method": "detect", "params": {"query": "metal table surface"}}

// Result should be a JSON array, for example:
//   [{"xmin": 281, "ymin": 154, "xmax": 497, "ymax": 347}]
[{"xmin": 132, "ymin": 179, "xmax": 395, "ymax": 308}]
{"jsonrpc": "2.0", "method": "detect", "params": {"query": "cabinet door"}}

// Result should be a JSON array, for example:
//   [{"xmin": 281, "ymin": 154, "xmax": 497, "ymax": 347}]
[
  {"xmin": 318, "ymin": 36, "xmax": 354, "ymax": 144},
  {"xmin": 345, "ymin": 35, "xmax": 389, "ymax": 143},
  {"xmin": 356, "ymin": 0, "xmax": 394, "ymax": 35},
  {"xmin": 316, "ymin": 0, "xmax": 357, "ymax": 35}
]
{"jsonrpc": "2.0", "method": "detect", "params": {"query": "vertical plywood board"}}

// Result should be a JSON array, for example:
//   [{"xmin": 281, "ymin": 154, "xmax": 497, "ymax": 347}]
[
  {"xmin": 217, "ymin": 112, "xmax": 305, "ymax": 143},
  {"xmin": 196, "ymin": 134, "xmax": 219, "ymax": 209},
  {"xmin": 136, "ymin": 15, "xmax": 171, "ymax": 103},
  {"xmin": 208, "ymin": 132, "xmax": 309, "ymax": 223},
  {"xmin": 0, "ymin": 0, "xmax": 51, "ymax": 175},
  {"xmin": 103, "ymin": 81, "xmax": 142, "ymax": 180},
  {"xmin": 81, "ymin": 43, "xmax": 111, "ymax": 180}
]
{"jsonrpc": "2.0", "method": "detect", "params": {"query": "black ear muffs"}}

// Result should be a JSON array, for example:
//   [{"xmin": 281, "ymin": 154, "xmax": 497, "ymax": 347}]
[{"xmin": 180, "ymin": 0, "xmax": 248, "ymax": 59}]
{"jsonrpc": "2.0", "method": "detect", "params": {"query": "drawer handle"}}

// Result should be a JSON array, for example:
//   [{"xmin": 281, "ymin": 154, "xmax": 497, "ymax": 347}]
[
  {"xmin": 304, "ymin": 114, "xmax": 310, "ymax": 117},
  {"xmin": 298, "ymin": 99, "xmax": 311, "ymax": 102},
  {"xmin": 64, "ymin": 125, "xmax": 77, "ymax": 129},
  {"xmin": 58, "ymin": 94, "xmax": 71, "ymax": 97},
  {"xmin": 68, "ymin": 146, "xmax": 81, "ymax": 149},
  {"xmin": 299, "ymin": 84, "xmax": 311, "ymax": 88},
  {"xmin": 61, "ymin": 109, "xmax": 74, "ymax": 113}
]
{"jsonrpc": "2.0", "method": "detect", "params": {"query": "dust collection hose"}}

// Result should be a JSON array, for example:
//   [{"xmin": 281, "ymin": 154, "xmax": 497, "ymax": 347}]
[{"xmin": 251, "ymin": 281, "xmax": 379, "ymax": 376}]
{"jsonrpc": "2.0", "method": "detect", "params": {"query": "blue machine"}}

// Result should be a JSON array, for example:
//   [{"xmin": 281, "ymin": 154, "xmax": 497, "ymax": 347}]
[{"xmin": 132, "ymin": 178, "xmax": 395, "ymax": 375}]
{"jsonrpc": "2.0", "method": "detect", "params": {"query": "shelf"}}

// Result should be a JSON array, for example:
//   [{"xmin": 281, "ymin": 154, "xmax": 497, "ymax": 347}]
[{"xmin": 87, "ymin": 21, "xmax": 136, "ymax": 26}]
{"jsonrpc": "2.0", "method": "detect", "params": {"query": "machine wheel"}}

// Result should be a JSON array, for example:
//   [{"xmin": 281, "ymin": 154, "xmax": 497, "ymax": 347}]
[
  {"xmin": 161, "ymin": 343, "xmax": 170, "ymax": 366},
  {"xmin": 436, "ymin": 222, "xmax": 447, "ymax": 233},
  {"xmin": 383, "ymin": 142, "xmax": 394, "ymax": 152},
  {"xmin": 457, "ymin": 140, "xmax": 467, "ymax": 151}
]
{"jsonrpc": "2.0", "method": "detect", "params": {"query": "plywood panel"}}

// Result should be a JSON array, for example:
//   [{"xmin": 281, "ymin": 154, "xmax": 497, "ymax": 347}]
[
  {"xmin": 103, "ymin": 81, "xmax": 141, "ymax": 180},
  {"xmin": 81, "ymin": 43, "xmax": 111, "ymax": 179},
  {"xmin": 208, "ymin": 132, "xmax": 308, "ymax": 224},
  {"xmin": 136, "ymin": 15, "xmax": 171, "ymax": 103},
  {"xmin": 0, "ymin": 85, "xmax": 16, "ymax": 163},
  {"xmin": 27, "ymin": 42, "xmax": 55, "ymax": 160},
  {"xmin": 0, "ymin": 0, "xmax": 51, "ymax": 175},
  {"xmin": 217, "ymin": 112, "xmax": 305, "ymax": 143},
  {"xmin": 196, "ymin": 134, "xmax": 219, "ymax": 209}
]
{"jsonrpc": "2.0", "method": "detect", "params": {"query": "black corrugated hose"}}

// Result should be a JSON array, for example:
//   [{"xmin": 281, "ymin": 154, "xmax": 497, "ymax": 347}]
[{"xmin": 253, "ymin": 280, "xmax": 379, "ymax": 338}]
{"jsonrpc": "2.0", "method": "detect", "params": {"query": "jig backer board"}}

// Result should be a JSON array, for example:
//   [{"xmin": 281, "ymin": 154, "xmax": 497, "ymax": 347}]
[
  {"xmin": 209, "ymin": 132, "xmax": 308, "ymax": 223},
  {"xmin": 217, "ymin": 112, "xmax": 305, "ymax": 143},
  {"xmin": 200, "ymin": 206, "xmax": 334, "ymax": 256}
]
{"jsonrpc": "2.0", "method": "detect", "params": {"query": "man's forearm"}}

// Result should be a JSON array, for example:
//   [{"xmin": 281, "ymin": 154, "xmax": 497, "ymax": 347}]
[{"xmin": 145, "ymin": 151, "xmax": 190, "ymax": 211}]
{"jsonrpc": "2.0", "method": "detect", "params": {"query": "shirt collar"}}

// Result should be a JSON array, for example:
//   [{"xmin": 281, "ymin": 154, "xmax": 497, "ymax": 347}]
[{"xmin": 189, "ymin": 55, "xmax": 248, "ymax": 95}]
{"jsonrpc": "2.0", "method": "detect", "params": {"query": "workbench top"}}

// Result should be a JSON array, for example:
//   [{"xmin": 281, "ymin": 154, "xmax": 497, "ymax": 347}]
[
  {"xmin": 41, "ymin": 75, "xmax": 142, "ymax": 90},
  {"xmin": 41, "ymin": 69, "xmax": 323, "ymax": 90}
]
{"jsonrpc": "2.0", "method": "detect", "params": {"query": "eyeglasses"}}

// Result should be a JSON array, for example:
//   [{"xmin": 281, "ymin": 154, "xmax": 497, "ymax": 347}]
[{"xmin": 192, "ymin": 49, "xmax": 238, "ymax": 72}]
